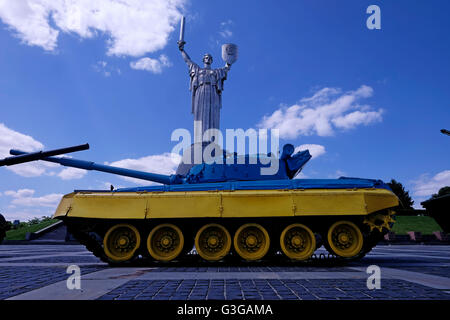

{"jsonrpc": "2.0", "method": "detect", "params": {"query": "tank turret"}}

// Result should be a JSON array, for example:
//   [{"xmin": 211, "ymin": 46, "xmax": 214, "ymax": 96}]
[{"xmin": 5, "ymin": 143, "xmax": 311, "ymax": 185}]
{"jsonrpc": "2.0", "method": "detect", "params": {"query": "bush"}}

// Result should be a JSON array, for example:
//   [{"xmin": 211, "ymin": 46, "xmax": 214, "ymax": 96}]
[
  {"xmin": 396, "ymin": 209, "xmax": 426, "ymax": 216},
  {"xmin": 11, "ymin": 216, "xmax": 53, "ymax": 229},
  {"xmin": 388, "ymin": 179, "xmax": 414, "ymax": 210}
]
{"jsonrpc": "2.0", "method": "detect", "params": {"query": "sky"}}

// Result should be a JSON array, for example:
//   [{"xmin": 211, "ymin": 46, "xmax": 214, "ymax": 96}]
[{"xmin": 0, "ymin": 0, "xmax": 449, "ymax": 221}]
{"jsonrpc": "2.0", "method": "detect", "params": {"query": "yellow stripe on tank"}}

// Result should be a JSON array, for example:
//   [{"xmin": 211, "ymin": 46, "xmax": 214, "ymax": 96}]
[{"xmin": 53, "ymin": 188, "xmax": 399, "ymax": 219}]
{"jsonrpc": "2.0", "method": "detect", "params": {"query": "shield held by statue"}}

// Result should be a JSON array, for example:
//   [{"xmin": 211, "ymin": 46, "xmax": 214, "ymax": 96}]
[{"xmin": 222, "ymin": 43, "xmax": 238, "ymax": 65}]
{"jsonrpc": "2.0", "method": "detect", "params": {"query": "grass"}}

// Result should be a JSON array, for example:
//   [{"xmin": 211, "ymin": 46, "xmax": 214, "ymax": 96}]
[
  {"xmin": 5, "ymin": 219, "xmax": 59, "ymax": 240},
  {"xmin": 391, "ymin": 216, "xmax": 443, "ymax": 235}
]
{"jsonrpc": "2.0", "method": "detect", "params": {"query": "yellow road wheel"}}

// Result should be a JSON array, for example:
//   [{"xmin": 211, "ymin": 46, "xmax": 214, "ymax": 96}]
[
  {"xmin": 234, "ymin": 223, "xmax": 270, "ymax": 261},
  {"xmin": 147, "ymin": 224, "xmax": 184, "ymax": 262},
  {"xmin": 280, "ymin": 223, "xmax": 316, "ymax": 261},
  {"xmin": 103, "ymin": 224, "xmax": 141, "ymax": 262},
  {"xmin": 195, "ymin": 224, "xmax": 231, "ymax": 261},
  {"xmin": 327, "ymin": 221, "xmax": 363, "ymax": 258}
]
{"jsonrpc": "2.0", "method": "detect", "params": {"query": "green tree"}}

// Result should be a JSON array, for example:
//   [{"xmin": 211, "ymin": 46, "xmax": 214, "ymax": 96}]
[
  {"xmin": 430, "ymin": 186, "xmax": 450, "ymax": 199},
  {"xmin": 388, "ymin": 179, "xmax": 414, "ymax": 209}
]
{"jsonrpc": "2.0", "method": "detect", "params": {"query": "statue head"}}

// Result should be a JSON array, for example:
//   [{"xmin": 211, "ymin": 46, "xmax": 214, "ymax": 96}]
[{"xmin": 203, "ymin": 53, "xmax": 213, "ymax": 66}]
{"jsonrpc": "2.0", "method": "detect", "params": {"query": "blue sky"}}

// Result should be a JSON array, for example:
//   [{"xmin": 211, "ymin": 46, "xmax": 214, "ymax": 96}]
[{"xmin": 0, "ymin": 0, "xmax": 449, "ymax": 221}]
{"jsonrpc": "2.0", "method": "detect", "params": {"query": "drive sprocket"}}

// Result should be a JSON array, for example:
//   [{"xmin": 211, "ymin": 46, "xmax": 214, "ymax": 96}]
[{"xmin": 363, "ymin": 210, "xmax": 396, "ymax": 233}]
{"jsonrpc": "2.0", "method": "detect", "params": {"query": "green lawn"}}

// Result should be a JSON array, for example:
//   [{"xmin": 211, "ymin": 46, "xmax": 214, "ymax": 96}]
[
  {"xmin": 391, "ymin": 216, "xmax": 443, "ymax": 235},
  {"xmin": 5, "ymin": 219, "xmax": 59, "ymax": 240}
]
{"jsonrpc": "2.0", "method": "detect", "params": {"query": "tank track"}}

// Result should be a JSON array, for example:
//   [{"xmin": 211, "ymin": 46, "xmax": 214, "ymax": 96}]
[
  {"xmin": 62, "ymin": 210, "xmax": 395, "ymax": 266},
  {"xmin": 66, "ymin": 222, "xmax": 110, "ymax": 264}
]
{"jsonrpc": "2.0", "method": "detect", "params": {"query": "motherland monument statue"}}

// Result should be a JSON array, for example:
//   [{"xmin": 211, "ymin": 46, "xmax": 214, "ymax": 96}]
[{"xmin": 176, "ymin": 16, "xmax": 238, "ymax": 175}]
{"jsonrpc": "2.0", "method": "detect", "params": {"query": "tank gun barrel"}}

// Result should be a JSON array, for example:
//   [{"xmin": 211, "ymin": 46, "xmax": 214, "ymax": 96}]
[
  {"xmin": 0, "ymin": 143, "xmax": 90, "ymax": 167},
  {"xmin": 3, "ymin": 143, "xmax": 312, "ymax": 186},
  {"xmin": 8, "ymin": 149, "xmax": 180, "ymax": 185}
]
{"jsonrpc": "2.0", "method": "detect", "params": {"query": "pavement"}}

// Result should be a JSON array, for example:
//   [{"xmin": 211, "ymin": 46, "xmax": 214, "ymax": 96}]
[{"xmin": 0, "ymin": 244, "xmax": 450, "ymax": 300}]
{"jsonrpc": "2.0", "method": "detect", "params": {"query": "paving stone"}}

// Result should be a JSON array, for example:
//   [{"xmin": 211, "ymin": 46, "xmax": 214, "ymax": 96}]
[
  {"xmin": 2, "ymin": 245, "xmax": 450, "ymax": 300},
  {"xmin": 0, "ymin": 265, "xmax": 104, "ymax": 299}
]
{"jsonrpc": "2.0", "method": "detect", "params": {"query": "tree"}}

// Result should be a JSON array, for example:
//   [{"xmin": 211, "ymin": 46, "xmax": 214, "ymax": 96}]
[
  {"xmin": 388, "ymin": 179, "xmax": 414, "ymax": 209},
  {"xmin": 430, "ymin": 186, "xmax": 450, "ymax": 199}
]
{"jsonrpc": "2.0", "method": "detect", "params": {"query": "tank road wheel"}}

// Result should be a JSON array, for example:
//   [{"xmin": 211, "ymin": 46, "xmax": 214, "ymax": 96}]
[
  {"xmin": 233, "ymin": 223, "xmax": 270, "ymax": 261},
  {"xmin": 103, "ymin": 224, "xmax": 141, "ymax": 262},
  {"xmin": 280, "ymin": 224, "xmax": 316, "ymax": 261},
  {"xmin": 147, "ymin": 224, "xmax": 184, "ymax": 262},
  {"xmin": 195, "ymin": 224, "xmax": 231, "ymax": 261},
  {"xmin": 326, "ymin": 221, "xmax": 364, "ymax": 258}
]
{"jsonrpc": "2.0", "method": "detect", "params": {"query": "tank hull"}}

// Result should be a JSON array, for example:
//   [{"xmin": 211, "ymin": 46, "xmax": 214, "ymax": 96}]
[
  {"xmin": 55, "ymin": 188, "xmax": 397, "ymax": 220},
  {"xmin": 54, "ymin": 182, "xmax": 398, "ymax": 265}
]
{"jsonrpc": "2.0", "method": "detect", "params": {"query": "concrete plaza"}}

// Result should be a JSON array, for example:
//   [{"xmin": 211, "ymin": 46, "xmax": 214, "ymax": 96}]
[{"xmin": 0, "ymin": 244, "xmax": 449, "ymax": 300}]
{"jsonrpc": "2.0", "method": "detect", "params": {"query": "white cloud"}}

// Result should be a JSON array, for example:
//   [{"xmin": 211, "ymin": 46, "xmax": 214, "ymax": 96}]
[
  {"xmin": 57, "ymin": 167, "xmax": 87, "ymax": 180},
  {"xmin": 294, "ymin": 144, "xmax": 326, "ymax": 159},
  {"xmin": 0, "ymin": 123, "xmax": 43, "ymax": 156},
  {"xmin": 5, "ymin": 161, "xmax": 55, "ymax": 177},
  {"xmin": 332, "ymin": 110, "xmax": 383, "ymax": 129},
  {"xmin": 107, "ymin": 152, "xmax": 181, "ymax": 185},
  {"xmin": 4, "ymin": 188, "xmax": 63, "ymax": 208},
  {"xmin": 130, "ymin": 55, "xmax": 172, "ymax": 73},
  {"xmin": 258, "ymin": 85, "xmax": 383, "ymax": 139},
  {"xmin": 0, "ymin": 0, "xmax": 185, "ymax": 57},
  {"xmin": 4, "ymin": 189, "xmax": 36, "ymax": 198},
  {"xmin": 0, "ymin": 123, "xmax": 184, "ymax": 184},
  {"xmin": 292, "ymin": 145, "xmax": 325, "ymax": 180},
  {"xmin": 412, "ymin": 170, "xmax": 450, "ymax": 197},
  {"xmin": 11, "ymin": 193, "xmax": 62, "ymax": 207},
  {"xmin": 0, "ymin": 0, "xmax": 59, "ymax": 51},
  {"xmin": 2, "ymin": 208, "xmax": 55, "ymax": 222},
  {"xmin": 219, "ymin": 20, "xmax": 233, "ymax": 39},
  {"xmin": 92, "ymin": 60, "xmax": 121, "ymax": 77},
  {"xmin": 0, "ymin": 123, "xmax": 59, "ymax": 177},
  {"xmin": 0, "ymin": 123, "xmax": 92, "ymax": 179},
  {"xmin": 219, "ymin": 29, "xmax": 232, "ymax": 39}
]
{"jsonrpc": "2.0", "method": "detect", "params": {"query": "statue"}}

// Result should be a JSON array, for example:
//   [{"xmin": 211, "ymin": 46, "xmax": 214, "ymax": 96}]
[{"xmin": 177, "ymin": 17, "xmax": 237, "ymax": 144}]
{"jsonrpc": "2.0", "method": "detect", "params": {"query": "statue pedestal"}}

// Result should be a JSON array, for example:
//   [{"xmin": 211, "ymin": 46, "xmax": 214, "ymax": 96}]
[{"xmin": 176, "ymin": 142, "xmax": 224, "ymax": 175}]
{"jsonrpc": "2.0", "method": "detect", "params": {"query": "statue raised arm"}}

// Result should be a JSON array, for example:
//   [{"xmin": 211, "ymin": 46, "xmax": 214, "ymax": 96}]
[{"xmin": 178, "ymin": 40, "xmax": 194, "ymax": 66}]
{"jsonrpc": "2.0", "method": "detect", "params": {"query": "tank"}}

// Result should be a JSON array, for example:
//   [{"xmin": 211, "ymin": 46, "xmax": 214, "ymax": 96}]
[
  {"xmin": 421, "ymin": 194, "xmax": 450, "ymax": 233},
  {"xmin": 1, "ymin": 143, "xmax": 398, "ymax": 264},
  {"xmin": 0, "ymin": 214, "xmax": 9, "ymax": 244}
]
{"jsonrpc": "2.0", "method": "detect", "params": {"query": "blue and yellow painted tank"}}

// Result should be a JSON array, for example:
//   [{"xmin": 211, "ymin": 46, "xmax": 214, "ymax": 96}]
[{"xmin": 2, "ymin": 144, "xmax": 398, "ymax": 264}]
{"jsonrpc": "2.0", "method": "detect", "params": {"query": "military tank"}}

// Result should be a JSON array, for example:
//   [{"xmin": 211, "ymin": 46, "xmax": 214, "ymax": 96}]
[
  {"xmin": 1, "ymin": 143, "xmax": 398, "ymax": 264},
  {"xmin": 0, "ymin": 214, "xmax": 9, "ymax": 244}
]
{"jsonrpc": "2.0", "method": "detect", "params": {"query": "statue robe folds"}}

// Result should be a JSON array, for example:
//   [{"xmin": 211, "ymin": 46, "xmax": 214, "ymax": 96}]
[{"xmin": 188, "ymin": 61, "xmax": 229, "ymax": 142}]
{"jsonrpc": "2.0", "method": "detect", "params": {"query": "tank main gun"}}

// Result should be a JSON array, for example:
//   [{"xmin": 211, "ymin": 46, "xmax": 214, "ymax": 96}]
[
  {"xmin": 2, "ymin": 143, "xmax": 311, "ymax": 185},
  {"xmin": 8, "ymin": 148, "xmax": 181, "ymax": 185}
]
